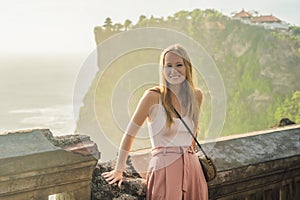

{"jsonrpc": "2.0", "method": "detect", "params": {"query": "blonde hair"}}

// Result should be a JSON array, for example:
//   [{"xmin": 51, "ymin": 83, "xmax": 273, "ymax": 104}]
[{"xmin": 159, "ymin": 44, "xmax": 199, "ymax": 129}]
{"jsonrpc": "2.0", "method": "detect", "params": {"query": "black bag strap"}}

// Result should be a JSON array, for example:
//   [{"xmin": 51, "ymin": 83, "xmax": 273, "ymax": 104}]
[{"xmin": 172, "ymin": 107, "xmax": 209, "ymax": 160}]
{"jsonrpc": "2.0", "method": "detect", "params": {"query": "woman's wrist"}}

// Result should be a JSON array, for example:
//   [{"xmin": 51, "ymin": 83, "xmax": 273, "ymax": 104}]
[
  {"xmin": 115, "ymin": 148, "xmax": 129, "ymax": 172},
  {"xmin": 114, "ymin": 168, "xmax": 124, "ymax": 173}
]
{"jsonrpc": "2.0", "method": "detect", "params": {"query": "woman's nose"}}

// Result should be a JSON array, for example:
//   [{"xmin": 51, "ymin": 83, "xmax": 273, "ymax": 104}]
[{"xmin": 170, "ymin": 67, "xmax": 177, "ymax": 73}]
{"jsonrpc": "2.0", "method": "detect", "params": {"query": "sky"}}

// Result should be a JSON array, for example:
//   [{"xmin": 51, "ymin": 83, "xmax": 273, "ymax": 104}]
[{"xmin": 1, "ymin": 0, "xmax": 300, "ymax": 55}]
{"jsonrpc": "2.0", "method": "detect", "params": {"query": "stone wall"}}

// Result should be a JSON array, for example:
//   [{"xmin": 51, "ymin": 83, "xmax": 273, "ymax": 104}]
[
  {"xmin": 1, "ymin": 125, "xmax": 299, "ymax": 199},
  {"xmin": 92, "ymin": 124, "xmax": 300, "ymax": 199},
  {"xmin": 207, "ymin": 124, "xmax": 300, "ymax": 199},
  {"xmin": 0, "ymin": 129, "xmax": 99, "ymax": 200}
]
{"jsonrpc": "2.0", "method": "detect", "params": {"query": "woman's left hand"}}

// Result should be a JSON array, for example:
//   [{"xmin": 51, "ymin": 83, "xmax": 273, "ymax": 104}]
[{"xmin": 101, "ymin": 169, "xmax": 123, "ymax": 188}]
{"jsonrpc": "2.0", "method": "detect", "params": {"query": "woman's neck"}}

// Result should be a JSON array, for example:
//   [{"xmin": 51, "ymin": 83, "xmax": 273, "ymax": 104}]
[
  {"xmin": 168, "ymin": 84, "xmax": 185, "ymax": 108},
  {"xmin": 168, "ymin": 84, "xmax": 182, "ymax": 96}
]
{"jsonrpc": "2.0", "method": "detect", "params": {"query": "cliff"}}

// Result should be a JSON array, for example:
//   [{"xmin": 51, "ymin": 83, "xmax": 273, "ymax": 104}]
[{"xmin": 77, "ymin": 9, "xmax": 300, "ymax": 147}]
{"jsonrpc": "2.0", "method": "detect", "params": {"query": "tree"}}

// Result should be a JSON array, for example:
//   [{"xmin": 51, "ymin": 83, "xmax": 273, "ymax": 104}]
[
  {"xmin": 167, "ymin": 16, "xmax": 174, "ymax": 22},
  {"xmin": 289, "ymin": 26, "xmax": 300, "ymax": 35},
  {"xmin": 124, "ymin": 19, "xmax": 132, "ymax": 31},
  {"xmin": 137, "ymin": 15, "xmax": 147, "ymax": 26},
  {"xmin": 275, "ymin": 91, "xmax": 300, "ymax": 123},
  {"xmin": 173, "ymin": 10, "xmax": 189, "ymax": 21},
  {"xmin": 103, "ymin": 17, "xmax": 113, "ymax": 32},
  {"xmin": 113, "ymin": 23, "xmax": 123, "ymax": 31},
  {"xmin": 148, "ymin": 15, "xmax": 164, "ymax": 25},
  {"xmin": 94, "ymin": 26, "xmax": 103, "ymax": 33}
]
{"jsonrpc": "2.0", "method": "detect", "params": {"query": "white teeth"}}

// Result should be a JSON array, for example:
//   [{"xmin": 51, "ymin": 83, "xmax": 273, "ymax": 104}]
[{"xmin": 170, "ymin": 75, "xmax": 180, "ymax": 78}]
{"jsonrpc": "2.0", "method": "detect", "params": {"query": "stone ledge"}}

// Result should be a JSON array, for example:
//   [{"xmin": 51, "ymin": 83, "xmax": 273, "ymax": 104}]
[
  {"xmin": 41, "ymin": 129, "xmax": 100, "ymax": 159},
  {"xmin": 92, "ymin": 125, "xmax": 300, "ymax": 199},
  {"xmin": 0, "ymin": 129, "xmax": 99, "ymax": 200}
]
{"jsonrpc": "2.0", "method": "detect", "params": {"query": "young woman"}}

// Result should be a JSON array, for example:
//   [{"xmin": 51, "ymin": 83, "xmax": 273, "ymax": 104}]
[{"xmin": 102, "ymin": 44, "xmax": 208, "ymax": 199}]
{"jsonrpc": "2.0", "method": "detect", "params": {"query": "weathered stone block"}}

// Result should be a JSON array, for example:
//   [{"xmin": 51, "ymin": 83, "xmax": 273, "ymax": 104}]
[{"xmin": 0, "ymin": 129, "xmax": 99, "ymax": 200}]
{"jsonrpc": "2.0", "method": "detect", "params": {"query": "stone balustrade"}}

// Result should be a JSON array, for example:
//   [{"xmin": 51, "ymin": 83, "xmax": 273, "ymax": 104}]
[
  {"xmin": 92, "ymin": 124, "xmax": 300, "ymax": 200},
  {"xmin": 207, "ymin": 124, "xmax": 300, "ymax": 199},
  {"xmin": 1, "ymin": 125, "xmax": 299, "ymax": 199},
  {"xmin": 0, "ymin": 129, "xmax": 99, "ymax": 200}
]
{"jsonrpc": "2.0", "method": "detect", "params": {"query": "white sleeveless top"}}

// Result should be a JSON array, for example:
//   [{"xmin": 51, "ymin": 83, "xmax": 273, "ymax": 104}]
[{"xmin": 147, "ymin": 96, "xmax": 194, "ymax": 148}]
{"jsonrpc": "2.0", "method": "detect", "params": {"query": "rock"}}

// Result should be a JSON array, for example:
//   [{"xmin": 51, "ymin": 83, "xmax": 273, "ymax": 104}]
[
  {"xmin": 91, "ymin": 161, "xmax": 146, "ymax": 200},
  {"xmin": 113, "ymin": 194, "xmax": 139, "ymax": 200},
  {"xmin": 279, "ymin": 118, "xmax": 296, "ymax": 126}
]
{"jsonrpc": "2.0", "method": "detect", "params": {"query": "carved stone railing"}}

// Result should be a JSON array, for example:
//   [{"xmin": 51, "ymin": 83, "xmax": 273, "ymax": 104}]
[
  {"xmin": 1, "ymin": 125, "xmax": 298, "ymax": 199},
  {"xmin": 207, "ymin": 124, "xmax": 300, "ymax": 199},
  {"xmin": 91, "ymin": 124, "xmax": 300, "ymax": 200},
  {"xmin": 0, "ymin": 129, "xmax": 99, "ymax": 200}
]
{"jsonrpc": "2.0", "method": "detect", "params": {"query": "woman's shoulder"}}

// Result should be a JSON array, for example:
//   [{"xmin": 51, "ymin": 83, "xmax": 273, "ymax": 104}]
[
  {"xmin": 194, "ymin": 88, "xmax": 202, "ymax": 96},
  {"xmin": 141, "ymin": 86, "xmax": 161, "ymax": 104},
  {"xmin": 194, "ymin": 88, "xmax": 203, "ymax": 105},
  {"xmin": 148, "ymin": 86, "xmax": 161, "ymax": 94}
]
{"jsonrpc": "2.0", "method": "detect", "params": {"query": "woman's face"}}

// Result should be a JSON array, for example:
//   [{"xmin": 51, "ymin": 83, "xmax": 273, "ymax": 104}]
[{"xmin": 163, "ymin": 52, "xmax": 186, "ymax": 85}]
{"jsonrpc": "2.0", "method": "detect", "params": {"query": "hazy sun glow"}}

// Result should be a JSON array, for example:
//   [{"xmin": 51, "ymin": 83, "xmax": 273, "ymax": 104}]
[{"xmin": 0, "ymin": 0, "xmax": 299, "ymax": 55}]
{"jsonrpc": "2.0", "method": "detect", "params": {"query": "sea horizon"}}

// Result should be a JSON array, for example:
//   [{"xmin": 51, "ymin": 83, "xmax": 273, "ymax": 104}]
[{"xmin": 0, "ymin": 53, "xmax": 87, "ymax": 136}]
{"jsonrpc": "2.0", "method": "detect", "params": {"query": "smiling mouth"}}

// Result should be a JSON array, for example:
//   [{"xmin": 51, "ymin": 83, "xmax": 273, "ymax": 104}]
[{"xmin": 169, "ymin": 74, "xmax": 181, "ymax": 79}]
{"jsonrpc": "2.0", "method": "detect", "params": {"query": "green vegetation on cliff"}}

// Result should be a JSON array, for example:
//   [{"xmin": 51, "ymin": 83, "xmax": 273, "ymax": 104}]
[{"xmin": 78, "ymin": 9, "xmax": 300, "ymax": 145}]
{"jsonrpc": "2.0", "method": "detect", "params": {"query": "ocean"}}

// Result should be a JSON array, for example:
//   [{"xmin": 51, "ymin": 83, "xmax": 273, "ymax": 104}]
[{"xmin": 0, "ymin": 54, "xmax": 88, "ymax": 136}]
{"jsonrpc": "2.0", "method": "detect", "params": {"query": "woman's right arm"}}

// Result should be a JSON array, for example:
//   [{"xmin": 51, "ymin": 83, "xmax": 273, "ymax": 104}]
[{"xmin": 101, "ymin": 89, "xmax": 158, "ymax": 187}]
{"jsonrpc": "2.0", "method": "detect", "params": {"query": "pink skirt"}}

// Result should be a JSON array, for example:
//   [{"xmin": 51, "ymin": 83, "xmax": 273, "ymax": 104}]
[{"xmin": 146, "ymin": 146, "xmax": 208, "ymax": 200}]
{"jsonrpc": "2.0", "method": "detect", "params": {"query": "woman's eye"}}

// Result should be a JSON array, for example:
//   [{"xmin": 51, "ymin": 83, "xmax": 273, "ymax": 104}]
[
  {"xmin": 165, "ymin": 64, "xmax": 172, "ymax": 68},
  {"xmin": 177, "ymin": 64, "xmax": 183, "ymax": 67}
]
